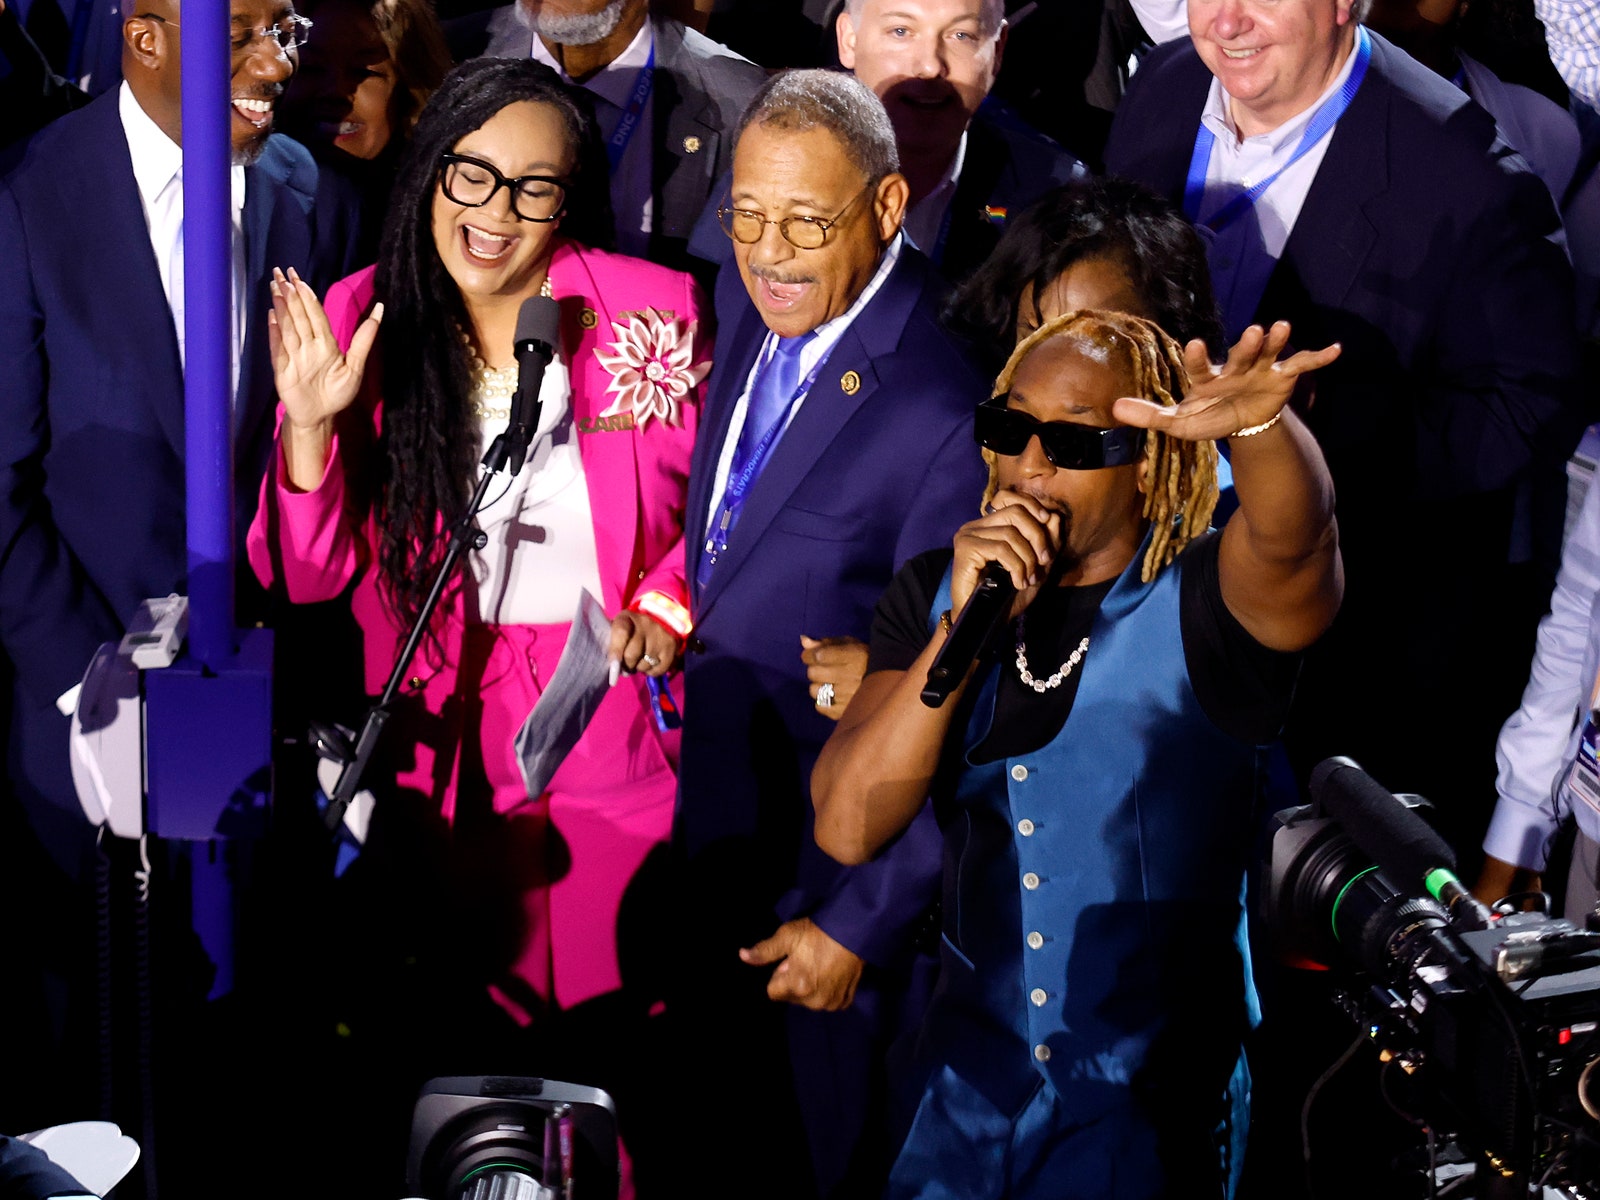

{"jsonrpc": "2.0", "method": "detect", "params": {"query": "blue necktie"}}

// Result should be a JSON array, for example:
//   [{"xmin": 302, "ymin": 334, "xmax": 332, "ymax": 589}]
[
  {"xmin": 698, "ymin": 333, "xmax": 816, "ymax": 590},
  {"xmin": 731, "ymin": 333, "xmax": 813, "ymax": 474}
]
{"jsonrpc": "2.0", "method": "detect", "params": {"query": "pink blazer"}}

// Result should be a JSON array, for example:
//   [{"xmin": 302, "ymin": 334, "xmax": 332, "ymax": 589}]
[{"xmin": 247, "ymin": 240, "xmax": 707, "ymax": 1008}]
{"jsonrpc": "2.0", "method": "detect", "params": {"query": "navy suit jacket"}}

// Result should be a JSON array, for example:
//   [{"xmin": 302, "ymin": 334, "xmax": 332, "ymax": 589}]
[
  {"xmin": 678, "ymin": 244, "xmax": 988, "ymax": 970},
  {"xmin": 1105, "ymin": 32, "xmax": 1586, "ymax": 802},
  {"xmin": 0, "ymin": 1136, "xmax": 86, "ymax": 1200},
  {"xmin": 0, "ymin": 88, "xmax": 361, "ymax": 868},
  {"xmin": 934, "ymin": 108, "xmax": 1086, "ymax": 285}
]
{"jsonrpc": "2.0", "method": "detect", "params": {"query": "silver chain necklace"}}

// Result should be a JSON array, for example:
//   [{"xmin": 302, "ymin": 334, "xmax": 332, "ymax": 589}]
[{"xmin": 1014, "ymin": 612, "xmax": 1090, "ymax": 693}]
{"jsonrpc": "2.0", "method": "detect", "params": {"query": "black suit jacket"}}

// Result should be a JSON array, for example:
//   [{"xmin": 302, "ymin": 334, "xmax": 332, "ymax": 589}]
[
  {"xmin": 1106, "ymin": 31, "xmax": 1586, "ymax": 818},
  {"xmin": 935, "ymin": 108, "xmax": 1086, "ymax": 285}
]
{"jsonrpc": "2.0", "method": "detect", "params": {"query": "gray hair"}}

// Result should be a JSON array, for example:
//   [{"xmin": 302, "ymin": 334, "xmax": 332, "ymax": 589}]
[
  {"xmin": 843, "ymin": 0, "xmax": 1005, "ymax": 38},
  {"xmin": 735, "ymin": 69, "xmax": 900, "ymax": 182}
]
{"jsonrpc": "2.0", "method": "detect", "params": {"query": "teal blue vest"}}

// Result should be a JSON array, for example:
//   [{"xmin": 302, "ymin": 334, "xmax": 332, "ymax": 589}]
[{"xmin": 921, "ymin": 540, "xmax": 1263, "ymax": 1121}]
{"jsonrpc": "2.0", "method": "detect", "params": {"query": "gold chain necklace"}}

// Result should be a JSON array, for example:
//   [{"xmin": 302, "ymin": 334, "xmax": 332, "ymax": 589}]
[{"xmin": 1014, "ymin": 611, "xmax": 1089, "ymax": 693}]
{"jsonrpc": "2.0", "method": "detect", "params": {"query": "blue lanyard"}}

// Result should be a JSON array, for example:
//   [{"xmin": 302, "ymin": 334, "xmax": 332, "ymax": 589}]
[
  {"xmin": 1183, "ymin": 26, "xmax": 1371, "ymax": 233},
  {"xmin": 606, "ymin": 42, "xmax": 655, "ymax": 175},
  {"xmin": 702, "ymin": 344, "xmax": 825, "ymax": 570}
]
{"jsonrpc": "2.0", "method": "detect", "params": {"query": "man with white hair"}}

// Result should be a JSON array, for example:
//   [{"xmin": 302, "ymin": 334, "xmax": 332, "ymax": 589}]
[
  {"xmin": 836, "ymin": 0, "xmax": 1083, "ymax": 283},
  {"xmin": 467, "ymin": 0, "xmax": 765, "ymax": 270}
]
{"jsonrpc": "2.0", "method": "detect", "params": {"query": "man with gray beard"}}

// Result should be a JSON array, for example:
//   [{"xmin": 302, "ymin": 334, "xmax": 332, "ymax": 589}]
[{"xmin": 465, "ymin": 0, "xmax": 766, "ymax": 271}]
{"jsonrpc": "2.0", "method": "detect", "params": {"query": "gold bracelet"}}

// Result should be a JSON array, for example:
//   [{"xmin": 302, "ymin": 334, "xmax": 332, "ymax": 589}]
[
  {"xmin": 1230, "ymin": 410, "xmax": 1283, "ymax": 438},
  {"xmin": 939, "ymin": 609, "xmax": 953, "ymax": 634}
]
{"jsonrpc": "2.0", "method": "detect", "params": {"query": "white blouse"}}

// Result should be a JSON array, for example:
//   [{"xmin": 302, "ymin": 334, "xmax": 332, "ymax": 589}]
[{"xmin": 466, "ymin": 348, "xmax": 605, "ymax": 627}]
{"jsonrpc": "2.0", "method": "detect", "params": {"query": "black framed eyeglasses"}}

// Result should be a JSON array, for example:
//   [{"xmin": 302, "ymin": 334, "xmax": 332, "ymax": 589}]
[
  {"xmin": 717, "ymin": 181, "xmax": 875, "ymax": 250},
  {"xmin": 975, "ymin": 395, "xmax": 1145, "ymax": 470},
  {"xmin": 438, "ymin": 153, "xmax": 569, "ymax": 223}
]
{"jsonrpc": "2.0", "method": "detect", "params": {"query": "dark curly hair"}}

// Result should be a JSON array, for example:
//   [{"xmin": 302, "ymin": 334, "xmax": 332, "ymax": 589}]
[
  {"xmin": 371, "ymin": 56, "xmax": 606, "ymax": 630},
  {"xmin": 945, "ymin": 176, "xmax": 1225, "ymax": 372}
]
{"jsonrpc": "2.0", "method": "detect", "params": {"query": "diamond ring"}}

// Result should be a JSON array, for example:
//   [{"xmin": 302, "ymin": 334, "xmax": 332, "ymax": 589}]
[{"xmin": 816, "ymin": 682, "xmax": 835, "ymax": 709}]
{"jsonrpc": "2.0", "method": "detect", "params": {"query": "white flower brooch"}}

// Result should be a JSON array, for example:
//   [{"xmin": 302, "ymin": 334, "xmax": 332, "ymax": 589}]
[{"xmin": 595, "ymin": 308, "xmax": 710, "ymax": 430}]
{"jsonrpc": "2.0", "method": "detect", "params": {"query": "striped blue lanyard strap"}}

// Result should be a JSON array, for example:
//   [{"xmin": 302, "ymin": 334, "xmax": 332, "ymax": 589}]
[
  {"xmin": 698, "ymin": 335, "xmax": 823, "ymax": 587},
  {"xmin": 606, "ymin": 41, "xmax": 655, "ymax": 174},
  {"xmin": 1183, "ymin": 26, "xmax": 1371, "ymax": 233}
]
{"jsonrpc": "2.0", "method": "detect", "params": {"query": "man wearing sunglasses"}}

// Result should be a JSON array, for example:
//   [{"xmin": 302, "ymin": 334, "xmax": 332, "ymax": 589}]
[
  {"xmin": 672, "ymin": 69, "xmax": 988, "ymax": 1198},
  {"xmin": 813, "ymin": 311, "xmax": 1344, "ymax": 1198},
  {"xmin": 0, "ymin": 0, "xmax": 361, "ymax": 1173}
]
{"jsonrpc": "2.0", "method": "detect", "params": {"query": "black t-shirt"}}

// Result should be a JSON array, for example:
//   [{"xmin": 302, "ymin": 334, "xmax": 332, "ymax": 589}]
[{"xmin": 867, "ymin": 530, "xmax": 1301, "ymax": 762}]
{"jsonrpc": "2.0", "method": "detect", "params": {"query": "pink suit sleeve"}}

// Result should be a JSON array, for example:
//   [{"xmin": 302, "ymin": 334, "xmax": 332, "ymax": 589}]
[
  {"xmin": 245, "ymin": 271, "xmax": 375, "ymax": 604},
  {"xmin": 630, "ymin": 270, "xmax": 708, "ymax": 619}
]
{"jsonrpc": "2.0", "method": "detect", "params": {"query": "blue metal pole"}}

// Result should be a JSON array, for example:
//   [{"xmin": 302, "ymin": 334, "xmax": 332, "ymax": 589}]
[{"xmin": 181, "ymin": 1, "xmax": 237, "ymax": 668}]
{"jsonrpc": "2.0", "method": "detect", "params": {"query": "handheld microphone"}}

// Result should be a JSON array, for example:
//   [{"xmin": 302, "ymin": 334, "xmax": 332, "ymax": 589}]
[
  {"xmin": 506, "ymin": 294, "xmax": 561, "ymax": 476},
  {"xmin": 921, "ymin": 563, "xmax": 1016, "ymax": 708},
  {"xmin": 1310, "ymin": 756, "xmax": 1494, "ymax": 932}
]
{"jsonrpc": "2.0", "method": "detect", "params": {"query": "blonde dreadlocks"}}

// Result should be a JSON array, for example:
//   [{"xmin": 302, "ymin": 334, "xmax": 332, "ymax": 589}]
[{"xmin": 981, "ymin": 309, "xmax": 1219, "ymax": 582}]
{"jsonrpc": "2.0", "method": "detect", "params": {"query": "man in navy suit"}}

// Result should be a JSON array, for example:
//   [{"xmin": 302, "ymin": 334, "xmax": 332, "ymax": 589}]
[
  {"xmin": 673, "ymin": 69, "xmax": 987, "ymax": 1199},
  {"xmin": 0, "ymin": 0, "xmax": 359, "ymax": 1148},
  {"xmin": 1105, "ymin": 2, "xmax": 1584, "ymax": 1190}
]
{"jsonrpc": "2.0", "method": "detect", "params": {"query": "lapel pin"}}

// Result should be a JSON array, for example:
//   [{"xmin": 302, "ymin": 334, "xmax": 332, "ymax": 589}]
[
  {"xmin": 840, "ymin": 370, "xmax": 861, "ymax": 396},
  {"xmin": 683, "ymin": 135, "xmax": 702, "ymax": 154},
  {"xmin": 579, "ymin": 307, "xmax": 598, "ymax": 329}
]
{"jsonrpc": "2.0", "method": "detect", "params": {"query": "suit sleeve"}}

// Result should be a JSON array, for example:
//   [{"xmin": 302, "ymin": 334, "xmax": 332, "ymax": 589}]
[
  {"xmin": 1485, "ymin": 472, "xmax": 1600, "ymax": 869},
  {"xmin": 1410, "ymin": 159, "xmax": 1585, "ymax": 499},
  {"xmin": 0, "ymin": 180, "xmax": 124, "ymax": 708},
  {"xmin": 808, "ymin": 405, "xmax": 987, "ymax": 966},
  {"xmin": 630, "ymin": 271, "xmax": 707, "ymax": 613},
  {"xmin": 0, "ymin": 1135, "xmax": 95, "ymax": 1200}
]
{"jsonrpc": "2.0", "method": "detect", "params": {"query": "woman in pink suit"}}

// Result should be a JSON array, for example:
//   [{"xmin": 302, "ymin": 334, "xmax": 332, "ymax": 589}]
[{"xmin": 247, "ymin": 57, "xmax": 706, "ymax": 1194}]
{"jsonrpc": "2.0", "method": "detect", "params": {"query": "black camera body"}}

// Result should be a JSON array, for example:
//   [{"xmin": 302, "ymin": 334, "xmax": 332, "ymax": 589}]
[
  {"xmin": 1265, "ymin": 794, "xmax": 1600, "ymax": 1194},
  {"xmin": 406, "ymin": 1076, "xmax": 618, "ymax": 1200}
]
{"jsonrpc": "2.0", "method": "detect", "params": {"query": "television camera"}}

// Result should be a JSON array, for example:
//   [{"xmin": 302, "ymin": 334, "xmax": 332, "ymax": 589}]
[
  {"xmin": 1265, "ymin": 757, "xmax": 1600, "ymax": 1196},
  {"xmin": 405, "ymin": 1076, "xmax": 618, "ymax": 1200}
]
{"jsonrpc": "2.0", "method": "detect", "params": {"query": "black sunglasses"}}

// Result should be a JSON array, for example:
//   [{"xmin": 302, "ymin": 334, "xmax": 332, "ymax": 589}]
[{"xmin": 974, "ymin": 395, "xmax": 1145, "ymax": 470}]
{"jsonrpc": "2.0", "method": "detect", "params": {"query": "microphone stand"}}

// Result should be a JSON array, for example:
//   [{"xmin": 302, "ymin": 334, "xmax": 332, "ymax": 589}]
[{"xmin": 318, "ymin": 427, "xmax": 530, "ymax": 833}]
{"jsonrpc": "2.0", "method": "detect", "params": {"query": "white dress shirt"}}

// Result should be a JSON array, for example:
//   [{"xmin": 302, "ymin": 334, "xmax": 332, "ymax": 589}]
[
  {"xmin": 703, "ymin": 233, "xmax": 905, "ymax": 528},
  {"xmin": 532, "ymin": 17, "xmax": 656, "ymax": 257},
  {"xmin": 1193, "ymin": 38, "xmax": 1361, "ymax": 337},
  {"xmin": 1485, "ymin": 462, "xmax": 1600, "ymax": 870},
  {"xmin": 1127, "ymin": 0, "xmax": 1191, "ymax": 46},
  {"xmin": 903, "ymin": 131, "xmax": 967, "ymax": 260},
  {"xmin": 118, "ymin": 80, "xmax": 247, "ymax": 397}
]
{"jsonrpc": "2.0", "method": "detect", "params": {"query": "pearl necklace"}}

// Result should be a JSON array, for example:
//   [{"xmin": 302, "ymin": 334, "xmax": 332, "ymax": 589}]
[
  {"xmin": 463, "ymin": 276, "xmax": 554, "ymax": 421},
  {"xmin": 1014, "ymin": 611, "xmax": 1089, "ymax": 693}
]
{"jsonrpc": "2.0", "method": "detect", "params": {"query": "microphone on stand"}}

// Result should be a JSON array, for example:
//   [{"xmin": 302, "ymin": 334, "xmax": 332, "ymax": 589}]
[
  {"xmin": 921, "ymin": 563, "xmax": 1016, "ymax": 708},
  {"xmin": 505, "ymin": 294, "xmax": 561, "ymax": 476}
]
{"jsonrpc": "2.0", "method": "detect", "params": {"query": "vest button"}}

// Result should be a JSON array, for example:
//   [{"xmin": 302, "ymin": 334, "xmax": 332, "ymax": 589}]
[
  {"xmin": 1017, "ymin": 818, "xmax": 1035, "ymax": 836},
  {"xmin": 1026, "ymin": 931, "xmax": 1044, "ymax": 950},
  {"xmin": 1030, "ymin": 988, "xmax": 1048, "ymax": 1007},
  {"xmin": 1011, "ymin": 764, "xmax": 1028, "ymax": 782},
  {"xmin": 1022, "ymin": 872, "xmax": 1040, "ymax": 890},
  {"xmin": 1034, "ymin": 1044, "xmax": 1051, "ymax": 1063}
]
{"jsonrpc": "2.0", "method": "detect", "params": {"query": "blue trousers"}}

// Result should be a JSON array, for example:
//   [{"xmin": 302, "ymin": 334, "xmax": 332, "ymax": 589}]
[{"xmin": 887, "ymin": 1059, "xmax": 1246, "ymax": 1200}]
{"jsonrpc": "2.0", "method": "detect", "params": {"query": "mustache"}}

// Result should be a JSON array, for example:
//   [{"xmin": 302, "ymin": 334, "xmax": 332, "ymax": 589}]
[
  {"xmin": 1013, "ymin": 485, "xmax": 1071, "ymax": 519},
  {"xmin": 749, "ymin": 266, "xmax": 816, "ymax": 286}
]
